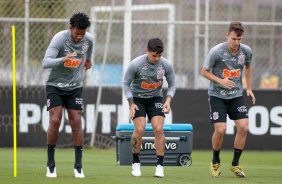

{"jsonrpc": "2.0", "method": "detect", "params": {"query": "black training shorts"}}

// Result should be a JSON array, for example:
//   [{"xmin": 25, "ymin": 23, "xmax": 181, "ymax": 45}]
[
  {"xmin": 45, "ymin": 85, "xmax": 83, "ymax": 111},
  {"xmin": 133, "ymin": 97, "xmax": 165, "ymax": 121},
  {"xmin": 208, "ymin": 95, "xmax": 248, "ymax": 123}
]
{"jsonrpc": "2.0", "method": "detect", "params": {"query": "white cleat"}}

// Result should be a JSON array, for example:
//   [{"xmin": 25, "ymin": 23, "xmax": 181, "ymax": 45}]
[
  {"xmin": 46, "ymin": 166, "xmax": 57, "ymax": 178},
  {"xmin": 74, "ymin": 168, "xmax": 85, "ymax": 178},
  {"xmin": 155, "ymin": 165, "xmax": 164, "ymax": 178},
  {"xmin": 132, "ymin": 163, "xmax": 141, "ymax": 177}
]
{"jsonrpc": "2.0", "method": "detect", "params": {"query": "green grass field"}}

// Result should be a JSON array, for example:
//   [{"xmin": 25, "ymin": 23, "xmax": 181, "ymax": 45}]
[{"xmin": 1, "ymin": 148, "xmax": 281, "ymax": 184}]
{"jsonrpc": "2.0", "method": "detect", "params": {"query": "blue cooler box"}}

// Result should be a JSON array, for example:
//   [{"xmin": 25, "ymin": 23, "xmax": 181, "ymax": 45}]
[{"xmin": 113, "ymin": 123, "xmax": 193, "ymax": 166}]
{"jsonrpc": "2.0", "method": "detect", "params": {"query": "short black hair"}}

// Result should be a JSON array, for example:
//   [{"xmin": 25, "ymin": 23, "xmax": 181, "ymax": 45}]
[
  {"xmin": 70, "ymin": 12, "xmax": 91, "ymax": 29},
  {"xmin": 147, "ymin": 38, "xmax": 164, "ymax": 54},
  {"xmin": 228, "ymin": 22, "xmax": 244, "ymax": 37}
]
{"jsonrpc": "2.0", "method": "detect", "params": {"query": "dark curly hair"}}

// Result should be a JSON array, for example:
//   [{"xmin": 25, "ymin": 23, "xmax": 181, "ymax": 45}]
[
  {"xmin": 147, "ymin": 38, "xmax": 164, "ymax": 54},
  {"xmin": 70, "ymin": 12, "xmax": 91, "ymax": 29}
]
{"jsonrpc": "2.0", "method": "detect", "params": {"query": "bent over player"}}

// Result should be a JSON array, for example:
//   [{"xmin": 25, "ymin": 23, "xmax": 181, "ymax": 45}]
[
  {"xmin": 123, "ymin": 38, "xmax": 176, "ymax": 178},
  {"xmin": 42, "ymin": 12, "xmax": 94, "ymax": 178},
  {"xmin": 201, "ymin": 22, "xmax": 256, "ymax": 177}
]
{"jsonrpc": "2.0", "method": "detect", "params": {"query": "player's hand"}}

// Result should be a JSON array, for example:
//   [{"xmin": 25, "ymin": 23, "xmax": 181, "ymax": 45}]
[
  {"xmin": 221, "ymin": 77, "xmax": 235, "ymax": 89},
  {"xmin": 162, "ymin": 102, "xmax": 171, "ymax": 114},
  {"xmin": 62, "ymin": 52, "xmax": 77, "ymax": 62},
  {"xmin": 246, "ymin": 89, "xmax": 256, "ymax": 104},
  {"xmin": 129, "ymin": 104, "xmax": 139, "ymax": 120},
  {"xmin": 83, "ymin": 60, "xmax": 92, "ymax": 70}
]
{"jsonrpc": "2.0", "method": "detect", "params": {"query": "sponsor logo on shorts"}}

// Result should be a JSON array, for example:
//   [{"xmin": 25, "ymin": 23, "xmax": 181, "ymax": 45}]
[
  {"xmin": 237, "ymin": 105, "xmax": 247, "ymax": 113},
  {"xmin": 75, "ymin": 98, "xmax": 83, "ymax": 105},
  {"xmin": 155, "ymin": 103, "xmax": 163, "ymax": 109}
]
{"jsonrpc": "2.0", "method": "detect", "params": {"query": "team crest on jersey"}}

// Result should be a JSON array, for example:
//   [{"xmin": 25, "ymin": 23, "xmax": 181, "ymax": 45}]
[
  {"xmin": 238, "ymin": 55, "xmax": 245, "ymax": 65},
  {"xmin": 212, "ymin": 112, "xmax": 219, "ymax": 120},
  {"xmin": 81, "ymin": 45, "xmax": 89, "ymax": 54},
  {"xmin": 141, "ymin": 64, "xmax": 149, "ymax": 70},
  {"xmin": 157, "ymin": 70, "xmax": 165, "ymax": 79}
]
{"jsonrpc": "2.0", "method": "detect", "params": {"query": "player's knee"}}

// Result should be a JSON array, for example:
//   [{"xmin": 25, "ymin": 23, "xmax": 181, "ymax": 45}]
[
  {"xmin": 69, "ymin": 116, "xmax": 82, "ymax": 125},
  {"xmin": 134, "ymin": 126, "xmax": 145, "ymax": 137},
  {"xmin": 154, "ymin": 127, "xmax": 164, "ymax": 137},
  {"xmin": 238, "ymin": 125, "xmax": 248, "ymax": 134},
  {"xmin": 49, "ymin": 117, "xmax": 61, "ymax": 129},
  {"xmin": 215, "ymin": 128, "xmax": 226, "ymax": 136}
]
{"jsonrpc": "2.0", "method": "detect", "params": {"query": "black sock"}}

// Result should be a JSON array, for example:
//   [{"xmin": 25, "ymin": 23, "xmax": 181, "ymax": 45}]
[
  {"xmin": 74, "ymin": 146, "xmax": 83, "ymax": 169},
  {"xmin": 212, "ymin": 149, "xmax": 220, "ymax": 164},
  {"xmin": 132, "ymin": 153, "xmax": 140, "ymax": 163},
  {"xmin": 232, "ymin": 148, "xmax": 243, "ymax": 166},
  {"xmin": 47, "ymin": 144, "xmax": 56, "ymax": 167},
  {"xmin": 156, "ymin": 155, "xmax": 164, "ymax": 166}
]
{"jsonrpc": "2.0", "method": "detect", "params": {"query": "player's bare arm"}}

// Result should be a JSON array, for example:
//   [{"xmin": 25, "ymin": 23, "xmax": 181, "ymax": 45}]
[{"xmin": 201, "ymin": 67, "xmax": 235, "ymax": 89}]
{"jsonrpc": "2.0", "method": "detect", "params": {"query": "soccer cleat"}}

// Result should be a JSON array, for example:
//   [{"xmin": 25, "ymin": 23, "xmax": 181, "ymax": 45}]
[
  {"xmin": 46, "ymin": 166, "xmax": 57, "ymax": 178},
  {"xmin": 210, "ymin": 162, "xmax": 221, "ymax": 177},
  {"xmin": 230, "ymin": 165, "xmax": 245, "ymax": 177},
  {"xmin": 132, "ymin": 163, "xmax": 141, "ymax": 177},
  {"xmin": 74, "ymin": 167, "xmax": 85, "ymax": 178},
  {"xmin": 154, "ymin": 165, "xmax": 164, "ymax": 178}
]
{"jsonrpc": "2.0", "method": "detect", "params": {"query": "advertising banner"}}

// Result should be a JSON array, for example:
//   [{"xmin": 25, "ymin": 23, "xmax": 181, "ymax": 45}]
[{"xmin": 0, "ymin": 87, "xmax": 281, "ymax": 150}]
